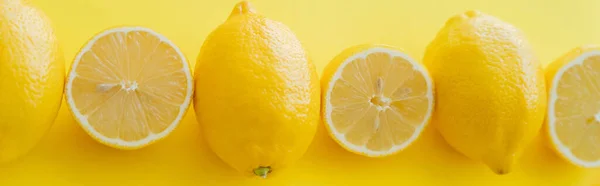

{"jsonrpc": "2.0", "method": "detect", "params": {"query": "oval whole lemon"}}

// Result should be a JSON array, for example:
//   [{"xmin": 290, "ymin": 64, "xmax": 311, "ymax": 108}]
[
  {"xmin": 194, "ymin": 1, "xmax": 319, "ymax": 178},
  {"xmin": 423, "ymin": 11, "xmax": 546, "ymax": 174},
  {"xmin": 0, "ymin": 0, "xmax": 64, "ymax": 162}
]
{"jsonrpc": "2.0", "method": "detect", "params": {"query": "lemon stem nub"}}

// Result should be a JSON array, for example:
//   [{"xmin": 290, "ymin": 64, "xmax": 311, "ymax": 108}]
[
  {"xmin": 229, "ymin": 1, "xmax": 256, "ymax": 19},
  {"xmin": 494, "ymin": 169, "xmax": 508, "ymax": 175},
  {"xmin": 253, "ymin": 166, "xmax": 271, "ymax": 178}
]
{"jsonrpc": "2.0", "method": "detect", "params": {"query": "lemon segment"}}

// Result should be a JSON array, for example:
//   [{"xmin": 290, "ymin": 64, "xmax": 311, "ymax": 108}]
[
  {"xmin": 66, "ymin": 27, "xmax": 193, "ymax": 149},
  {"xmin": 322, "ymin": 45, "xmax": 434, "ymax": 157}
]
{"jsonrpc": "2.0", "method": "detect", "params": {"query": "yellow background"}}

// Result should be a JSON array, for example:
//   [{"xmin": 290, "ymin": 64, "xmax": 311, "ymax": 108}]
[{"xmin": 1, "ymin": 0, "xmax": 599, "ymax": 185}]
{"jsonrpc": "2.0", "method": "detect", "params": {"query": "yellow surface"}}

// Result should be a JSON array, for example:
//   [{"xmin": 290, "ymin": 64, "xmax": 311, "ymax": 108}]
[{"xmin": 1, "ymin": 0, "xmax": 599, "ymax": 185}]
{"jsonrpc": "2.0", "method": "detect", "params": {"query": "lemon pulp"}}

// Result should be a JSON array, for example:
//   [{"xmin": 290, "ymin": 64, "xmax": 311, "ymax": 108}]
[{"xmin": 66, "ymin": 27, "xmax": 193, "ymax": 149}]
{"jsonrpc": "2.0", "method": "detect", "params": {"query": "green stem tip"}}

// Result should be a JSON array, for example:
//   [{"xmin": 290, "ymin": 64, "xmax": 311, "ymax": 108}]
[{"xmin": 253, "ymin": 166, "xmax": 271, "ymax": 178}]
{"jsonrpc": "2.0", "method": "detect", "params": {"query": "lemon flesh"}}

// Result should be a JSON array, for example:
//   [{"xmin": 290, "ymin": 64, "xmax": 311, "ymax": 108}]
[
  {"xmin": 546, "ymin": 46, "xmax": 600, "ymax": 167},
  {"xmin": 322, "ymin": 45, "xmax": 434, "ymax": 157},
  {"xmin": 66, "ymin": 27, "xmax": 193, "ymax": 149}
]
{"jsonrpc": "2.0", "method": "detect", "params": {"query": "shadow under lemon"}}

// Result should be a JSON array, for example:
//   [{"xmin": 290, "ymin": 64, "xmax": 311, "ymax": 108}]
[
  {"xmin": 519, "ymin": 132, "xmax": 595, "ymax": 185},
  {"xmin": 0, "ymin": 102, "xmax": 247, "ymax": 185},
  {"xmin": 301, "ymin": 118, "xmax": 598, "ymax": 185}
]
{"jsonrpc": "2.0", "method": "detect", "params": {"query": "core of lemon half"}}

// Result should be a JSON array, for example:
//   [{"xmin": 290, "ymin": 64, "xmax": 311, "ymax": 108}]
[
  {"xmin": 321, "ymin": 44, "xmax": 434, "ymax": 157},
  {"xmin": 546, "ymin": 45, "xmax": 600, "ymax": 167},
  {"xmin": 65, "ymin": 27, "xmax": 193, "ymax": 149}
]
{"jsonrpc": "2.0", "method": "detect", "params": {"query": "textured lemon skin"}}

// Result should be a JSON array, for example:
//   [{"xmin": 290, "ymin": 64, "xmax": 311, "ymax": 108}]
[
  {"xmin": 423, "ymin": 11, "xmax": 546, "ymax": 174},
  {"xmin": 0, "ymin": 0, "xmax": 64, "ymax": 163},
  {"xmin": 194, "ymin": 2, "xmax": 320, "ymax": 177},
  {"xmin": 544, "ymin": 45, "xmax": 600, "ymax": 167}
]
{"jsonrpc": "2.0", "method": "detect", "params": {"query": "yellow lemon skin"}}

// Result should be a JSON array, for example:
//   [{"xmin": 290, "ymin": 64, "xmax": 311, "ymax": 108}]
[
  {"xmin": 423, "ymin": 11, "xmax": 546, "ymax": 174},
  {"xmin": 194, "ymin": 1, "xmax": 319, "ymax": 177},
  {"xmin": 0, "ymin": 0, "xmax": 64, "ymax": 163}
]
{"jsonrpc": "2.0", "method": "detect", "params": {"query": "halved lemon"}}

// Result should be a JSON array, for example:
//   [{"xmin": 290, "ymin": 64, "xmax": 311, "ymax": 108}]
[
  {"xmin": 321, "ymin": 44, "xmax": 434, "ymax": 157},
  {"xmin": 546, "ymin": 45, "xmax": 600, "ymax": 167},
  {"xmin": 65, "ymin": 27, "xmax": 193, "ymax": 149}
]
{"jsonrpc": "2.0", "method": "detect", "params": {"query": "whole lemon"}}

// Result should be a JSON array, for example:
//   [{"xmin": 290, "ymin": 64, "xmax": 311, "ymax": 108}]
[
  {"xmin": 194, "ymin": 1, "xmax": 319, "ymax": 178},
  {"xmin": 0, "ymin": 0, "xmax": 64, "ymax": 162},
  {"xmin": 423, "ymin": 11, "xmax": 546, "ymax": 174}
]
